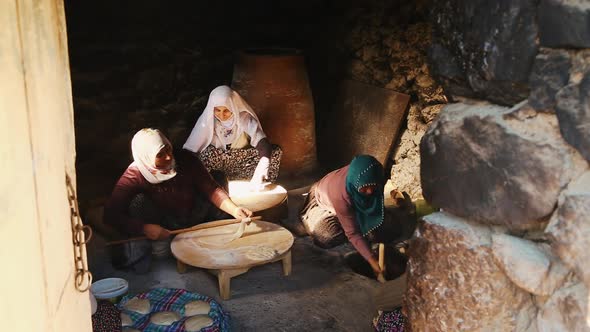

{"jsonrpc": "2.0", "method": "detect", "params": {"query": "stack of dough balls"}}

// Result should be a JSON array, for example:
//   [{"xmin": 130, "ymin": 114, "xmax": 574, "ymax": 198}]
[
  {"xmin": 120, "ymin": 297, "xmax": 214, "ymax": 331},
  {"xmin": 150, "ymin": 311, "xmax": 181, "ymax": 325},
  {"xmin": 121, "ymin": 298, "xmax": 151, "ymax": 328},
  {"xmin": 184, "ymin": 300, "xmax": 213, "ymax": 331}
]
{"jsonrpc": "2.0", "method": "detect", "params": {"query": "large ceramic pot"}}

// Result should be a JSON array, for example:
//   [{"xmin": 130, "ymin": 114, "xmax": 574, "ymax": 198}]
[{"xmin": 231, "ymin": 48, "xmax": 317, "ymax": 176}]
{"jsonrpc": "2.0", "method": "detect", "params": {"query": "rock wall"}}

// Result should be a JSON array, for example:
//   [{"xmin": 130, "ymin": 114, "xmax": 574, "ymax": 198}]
[
  {"xmin": 68, "ymin": 0, "xmax": 445, "ymax": 208},
  {"xmin": 308, "ymin": 0, "xmax": 447, "ymax": 199},
  {"xmin": 406, "ymin": 0, "xmax": 590, "ymax": 330}
]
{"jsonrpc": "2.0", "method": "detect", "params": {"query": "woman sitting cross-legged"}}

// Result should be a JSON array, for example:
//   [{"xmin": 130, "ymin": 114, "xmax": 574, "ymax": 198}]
[
  {"xmin": 297, "ymin": 155, "xmax": 387, "ymax": 280},
  {"xmin": 103, "ymin": 128, "xmax": 252, "ymax": 272},
  {"xmin": 183, "ymin": 85, "xmax": 282, "ymax": 187}
]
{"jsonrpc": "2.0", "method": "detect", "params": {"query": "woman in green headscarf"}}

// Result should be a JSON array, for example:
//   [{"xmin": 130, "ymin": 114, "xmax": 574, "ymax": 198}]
[{"xmin": 298, "ymin": 155, "xmax": 386, "ymax": 278}]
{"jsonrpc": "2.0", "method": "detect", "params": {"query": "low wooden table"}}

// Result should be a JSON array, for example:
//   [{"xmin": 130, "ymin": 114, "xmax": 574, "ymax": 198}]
[{"xmin": 171, "ymin": 219, "xmax": 294, "ymax": 300}]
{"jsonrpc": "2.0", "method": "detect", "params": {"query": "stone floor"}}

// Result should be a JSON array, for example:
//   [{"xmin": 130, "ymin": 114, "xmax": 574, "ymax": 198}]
[
  {"xmin": 89, "ymin": 235, "xmax": 381, "ymax": 331},
  {"xmin": 86, "ymin": 173, "xmax": 384, "ymax": 331}
]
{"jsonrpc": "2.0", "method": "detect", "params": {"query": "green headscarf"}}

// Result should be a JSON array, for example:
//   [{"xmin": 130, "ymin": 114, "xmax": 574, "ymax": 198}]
[{"xmin": 345, "ymin": 155, "xmax": 385, "ymax": 236}]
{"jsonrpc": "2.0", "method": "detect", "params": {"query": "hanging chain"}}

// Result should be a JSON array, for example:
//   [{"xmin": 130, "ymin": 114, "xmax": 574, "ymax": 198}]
[{"xmin": 65, "ymin": 174, "xmax": 93, "ymax": 292}]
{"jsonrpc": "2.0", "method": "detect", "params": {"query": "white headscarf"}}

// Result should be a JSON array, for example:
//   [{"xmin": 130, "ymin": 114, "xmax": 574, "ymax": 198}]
[
  {"xmin": 183, "ymin": 85, "xmax": 266, "ymax": 152},
  {"xmin": 131, "ymin": 128, "xmax": 177, "ymax": 184}
]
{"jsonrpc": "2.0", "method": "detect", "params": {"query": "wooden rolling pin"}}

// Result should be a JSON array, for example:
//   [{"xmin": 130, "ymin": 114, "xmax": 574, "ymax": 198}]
[
  {"xmin": 377, "ymin": 243, "xmax": 386, "ymax": 283},
  {"xmin": 106, "ymin": 216, "xmax": 261, "ymax": 246}
]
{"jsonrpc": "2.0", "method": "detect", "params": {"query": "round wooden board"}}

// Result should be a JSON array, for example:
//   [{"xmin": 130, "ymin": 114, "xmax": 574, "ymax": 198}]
[
  {"xmin": 171, "ymin": 220, "xmax": 294, "ymax": 270},
  {"xmin": 228, "ymin": 181, "xmax": 287, "ymax": 212}
]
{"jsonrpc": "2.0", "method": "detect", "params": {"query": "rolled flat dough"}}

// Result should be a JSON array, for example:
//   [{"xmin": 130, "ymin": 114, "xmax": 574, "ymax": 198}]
[
  {"xmin": 150, "ymin": 311, "xmax": 181, "ymax": 325},
  {"xmin": 120, "ymin": 313, "xmax": 132, "ymax": 327},
  {"xmin": 184, "ymin": 300, "xmax": 211, "ymax": 316},
  {"xmin": 184, "ymin": 315, "xmax": 214, "ymax": 331},
  {"xmin": 245, "ymin": 246, "xmax": 278, "ymax": 261},
  {"xmin": 197, "ymin": 219, "xmax": 248, "ymax": 247},
  {"xmin": 123, "ymin": 298, "xmax": 151, "ymax": 315}
]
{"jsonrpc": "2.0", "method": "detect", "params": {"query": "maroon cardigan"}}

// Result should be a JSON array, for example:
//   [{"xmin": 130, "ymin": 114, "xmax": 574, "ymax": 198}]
[
  {"xmin": 314, "ymin": 165, "xmax": 376, "ymax": 262},
  {"xmin": 103, "ymin": 150, "xmax": 229, "ymax": 236}
]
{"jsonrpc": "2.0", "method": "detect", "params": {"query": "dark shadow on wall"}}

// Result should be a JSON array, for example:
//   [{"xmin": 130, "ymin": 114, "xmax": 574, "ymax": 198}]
[{"xmin": 64, "ymin": 0, "xmax": 433, "ymax": 210}]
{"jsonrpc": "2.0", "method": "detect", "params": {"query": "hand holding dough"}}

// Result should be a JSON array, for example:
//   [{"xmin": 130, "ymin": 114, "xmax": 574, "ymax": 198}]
[{"xmin": 197, "ymin": 219, "xmax": 248, "ymax": 246}]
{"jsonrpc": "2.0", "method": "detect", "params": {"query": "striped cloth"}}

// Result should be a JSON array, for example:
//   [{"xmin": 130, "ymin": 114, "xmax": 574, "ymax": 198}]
[{"xmin": 118, "ymin": 288, "xmax": 230, "ymax": 332}]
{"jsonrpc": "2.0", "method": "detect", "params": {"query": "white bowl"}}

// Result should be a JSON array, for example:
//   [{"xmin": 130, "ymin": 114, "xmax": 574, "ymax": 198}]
[{"xmin": 91, "ymin": 277, "xmax": 129, "ymax": 303}]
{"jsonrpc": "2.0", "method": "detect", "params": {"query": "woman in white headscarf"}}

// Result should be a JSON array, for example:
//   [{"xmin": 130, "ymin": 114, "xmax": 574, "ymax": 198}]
[
  {"xmin": 183, "ymin": 85, "xmax": 282, "ymax": 186},
  {"xmin": 104, "ymin": 128, "xmax": 252, "ymax": 272}
]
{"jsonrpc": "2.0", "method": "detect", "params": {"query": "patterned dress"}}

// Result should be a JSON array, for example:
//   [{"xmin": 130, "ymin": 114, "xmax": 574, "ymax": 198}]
[
  {"xmin": 373, "ymin": 308, "xmax": 406, "ymax": 332},
  {"xmin": 198, "ymin": 144, "xmax": 282, "ymax": 182}
]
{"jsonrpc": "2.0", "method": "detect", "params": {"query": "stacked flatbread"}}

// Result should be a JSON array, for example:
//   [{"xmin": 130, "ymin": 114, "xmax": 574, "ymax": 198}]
[
  {"xmin": 120, "ymin": 297, "xmax": 214, "ymax": 330},
  {"xmin": 184, "ymin": 301, "xmax": 213, "ymax": 331}
]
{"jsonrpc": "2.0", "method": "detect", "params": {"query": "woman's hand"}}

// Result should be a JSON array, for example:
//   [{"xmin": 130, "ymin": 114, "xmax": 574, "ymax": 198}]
[
  {"xmin": 143, "ymin": 224, "xmax": 171, "ymax": 240},
  {"xmin": 250, "ymin": 157, "xmax": 270, "ymax": 189},
  {"xmin": 369, "ymin": 258, "xmax": 386, "ymax": 283},
  {"xmin": 232, "ymin": 206, "xmax": 253, "ymax": 219}
]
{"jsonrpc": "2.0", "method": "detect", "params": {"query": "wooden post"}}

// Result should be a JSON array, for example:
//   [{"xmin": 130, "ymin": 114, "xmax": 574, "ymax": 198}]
[
  {"xmin": 378, "ymin": 243, "xmax": 385, "ymax": 272},
  {"xmin": 282, "ymin": 250, "xmax": 292, "ymax": 276},
  {"xmin": 177, "ymin": 260, "xmax": 188, "ymax": 274},
  {"xmin": 218, "ymin": 270, "xmax": 231, "ymax": 301},
  {"xmin": 209, "ymin": 268, "xmax": 249, "ymax": 300}
]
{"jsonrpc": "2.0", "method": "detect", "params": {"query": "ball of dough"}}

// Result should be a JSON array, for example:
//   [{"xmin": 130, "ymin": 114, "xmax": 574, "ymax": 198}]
[
  {"xmin": 184, "ymin": 300, "xmax": 211, "ymax": 316},
  {"xmin": 120, "ymin": 313, "xmax": 132, "ymax": 327},
  {"xmin": 150, "ymin": 311, "xmax": 181, "ymax": 326},
  {"xmin": 184, "ymin": 315, "xmax": 214, "ymax": 331},
  {"xmin": 123, "ymin": 298, "xmax": 151, "ymax": 315}
]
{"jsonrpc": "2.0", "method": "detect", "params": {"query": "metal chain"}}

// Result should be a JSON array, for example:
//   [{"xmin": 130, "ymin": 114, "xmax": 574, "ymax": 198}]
[{"xmin": 65, "ymin": 174, "xmax": 93, "ymax": 292}]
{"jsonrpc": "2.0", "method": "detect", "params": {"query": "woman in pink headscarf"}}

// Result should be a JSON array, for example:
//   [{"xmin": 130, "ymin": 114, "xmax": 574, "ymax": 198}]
[{"xmin": 183, "ymin": 85, "xmax": 282, "ymax": 186}]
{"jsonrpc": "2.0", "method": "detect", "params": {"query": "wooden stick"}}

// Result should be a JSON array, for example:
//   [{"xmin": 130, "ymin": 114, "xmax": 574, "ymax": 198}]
[
  {"xmin": 378, "ymin": 243, "xmax": 385, "ymax": 271},
  {"xmin": 106, "ymin": 216, "xmax": 261, "ymax": 246},
  {"xmin": 377, "ymin": 243, "xmax": 386, "ymax": 283}
]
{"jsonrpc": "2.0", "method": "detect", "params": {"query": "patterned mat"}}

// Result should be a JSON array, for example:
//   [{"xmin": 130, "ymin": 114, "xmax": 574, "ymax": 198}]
[{"xmin": 118, "ymin": 288, "xmax": 230, "ymax": 332}]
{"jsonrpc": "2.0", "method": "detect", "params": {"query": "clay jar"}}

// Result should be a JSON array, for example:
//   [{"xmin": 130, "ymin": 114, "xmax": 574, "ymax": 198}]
[{"xmin": 231, "ymin": 48, "xmax": 317, "ymax": 176}]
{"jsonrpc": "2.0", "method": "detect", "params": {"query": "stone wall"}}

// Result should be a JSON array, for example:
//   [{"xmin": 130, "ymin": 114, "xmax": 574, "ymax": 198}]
[
  {"xmin": 67, "ymin": 0, "xmax": 337, "ymax": 208},
  {"xmin": 67, "ymin": 0, "xmax": 444, "ymax": 209},
  {"xmin": 307, "ymin": 0, "xmax": 447, "ymax": 199},
  {"xmin": 406, "ymin": 0, "xmax": 590, "ymax": 330}
]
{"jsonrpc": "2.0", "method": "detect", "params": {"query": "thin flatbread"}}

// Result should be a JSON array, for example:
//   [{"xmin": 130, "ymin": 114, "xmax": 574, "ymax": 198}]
[
  {"xmin": 150, "ymin": 311, "xmax": 180, "ymax": 326},
  {"xmin": 123, "ymin": 298, "xmax": 151, "ymax": 315},
  {"xmin": 245, "ymin": 246, "xmax": 278, "ymax": 261},
  {"xmin": 197, "ymin": 219, "xmax": 248, "ymax": 247},
  {"xmin": 184, "ymin": 300, "xmax": 211, "ymax": 316},
  {"xmin": 184, "ymin": 315, "xmax": 214, "ymax": 331}
]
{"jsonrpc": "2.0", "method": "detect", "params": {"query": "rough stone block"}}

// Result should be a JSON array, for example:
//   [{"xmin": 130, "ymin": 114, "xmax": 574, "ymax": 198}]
[
  {"xmin": 546, "ymin": 171, "xmax": 590, "ymax": 288},
  {"xmin": 539, "ymin": 0, "xmax": 590, "ymax": 48},
  {"xmin": 429, "ymin": 0, "xmax": 538, "ymax": 106},
  {"xmin": 528, "ymin": 49, "xmax": 571, "ymax": 112},
  {"xmin": 555, "ymin": 50, "xmax": 590, "ymax": 162},
  {"xmin": 420, "ymin": 103, "xmax": 587, "ymax": 230},
  {"xmin": 405, "ymin": 212, "xmax": 535, "ymax": 331},
  {"xmin": 492, "ymin": 234, "xmax": 569, "ymax": 296},
  {"xmin": 536, "ymin": 277, "xmax": 590, "ymax": 332}
]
